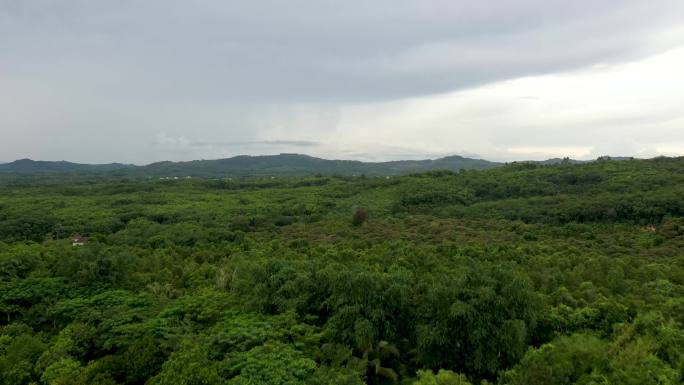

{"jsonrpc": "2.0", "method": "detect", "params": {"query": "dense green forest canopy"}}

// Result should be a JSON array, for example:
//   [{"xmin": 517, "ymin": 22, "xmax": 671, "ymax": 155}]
[{"xmin": 1, "ymin": 157, "xmax": 683, "ymax": 384}]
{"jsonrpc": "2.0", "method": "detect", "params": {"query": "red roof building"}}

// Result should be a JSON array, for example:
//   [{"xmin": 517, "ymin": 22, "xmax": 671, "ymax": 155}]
[{"xmin": 72, "ymin": 234, "xmax": 87, "ymax": 246}]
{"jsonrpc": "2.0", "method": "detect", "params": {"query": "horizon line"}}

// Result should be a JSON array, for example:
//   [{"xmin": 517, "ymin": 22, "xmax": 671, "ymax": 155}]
[{"xmin": 0, "ymin": 152, "xmax": 664, "ymax": 167}]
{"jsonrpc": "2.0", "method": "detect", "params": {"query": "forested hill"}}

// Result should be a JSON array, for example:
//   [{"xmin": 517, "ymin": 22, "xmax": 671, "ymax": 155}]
[
  {"xmin": 0, "ymin": 154, "xmax": 642, "ymax": 179},
  {"xmin": 1, "ymin": 156, "xmax": 683, "ymax": 384},
  {"xmin": 0, "ymin": 154, "xmax": 499, "ymax": 177},
  {"xmin": 0, "ymin": 159, "xmax": 133, "ymax": 173}
]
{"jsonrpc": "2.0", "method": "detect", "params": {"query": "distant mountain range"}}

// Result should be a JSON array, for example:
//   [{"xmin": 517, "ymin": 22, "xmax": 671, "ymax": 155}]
[
  {"xmin": 0, "ymin": 159, "xmax": 134, "ymax": 173},
  {"xmin": 0, "ymin": 154, "xmax": 499, "ymax": 177},
  {"xmin": 0, "ymin": 154, "xmax": 635, "ymax": 178}
]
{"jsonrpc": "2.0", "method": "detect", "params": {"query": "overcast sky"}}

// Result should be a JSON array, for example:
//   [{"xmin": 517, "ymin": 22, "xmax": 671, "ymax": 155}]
[{"xmin": 2, "ymin": 0, "xmax": 684, "ymax": 164}]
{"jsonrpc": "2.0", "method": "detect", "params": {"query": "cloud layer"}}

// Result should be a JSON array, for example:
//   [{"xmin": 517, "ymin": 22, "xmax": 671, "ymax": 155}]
[{"xmin": 1, "ymin": 1, "xmax": 683, "ymax": 163}]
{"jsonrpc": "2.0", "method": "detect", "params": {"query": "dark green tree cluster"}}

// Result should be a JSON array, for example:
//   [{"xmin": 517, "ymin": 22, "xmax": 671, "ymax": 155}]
[{"xmin": 1, "ymin": 157, "xmax": 683, "ymax": 384}]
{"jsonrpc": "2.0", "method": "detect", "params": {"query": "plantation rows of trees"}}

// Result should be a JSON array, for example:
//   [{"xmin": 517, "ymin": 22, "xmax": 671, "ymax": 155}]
[{"xmin": 0, "ymin": 157, "xmax": 683, "ymax": 384}]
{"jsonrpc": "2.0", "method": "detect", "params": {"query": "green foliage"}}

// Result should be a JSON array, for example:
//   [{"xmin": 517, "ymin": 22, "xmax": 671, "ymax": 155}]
[
  {"xmin": 40, "ymin": 357, "xmax": 81, "ymax": 385},
  {"xmin": 500, "ymin": 334, "xmax": 609, "ymax": 385},
  {"xmin": 412, "ymin": 369, "xmax": 473, "ymax": 385},
  {"xmin": 503, "ymin": 318, "xmax": 683, "ymax": 385},
  {"xmin": 148, "ymin": 343, "xmax": 224, "ymax": 385},
  {"xmin": 226, "ymin": 342, "xmax": 317, "ymax": 385},
  {"xmin": 415, "ymin": 263, "xmax": 541, "ymax": 376},
  {"xmin": 0, "ymin": 158, "xmax": 683, "ymax": 384},
  {"xmin": 0, "ymin": 333, "xmax": 46, "ymax": 385}
]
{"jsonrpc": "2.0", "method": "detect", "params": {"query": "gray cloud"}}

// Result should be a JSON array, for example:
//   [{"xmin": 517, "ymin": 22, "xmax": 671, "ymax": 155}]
[
  {"xmin": 190, "ymin": 140, "xmax": 320, "ymax": 147},
  {"xmin": 1, "ymin": 0, "xmax": 683, "ymax": 163},
  {"xmin": 2, "ymin": 0, "xmax": 683, "ymax": 102}
]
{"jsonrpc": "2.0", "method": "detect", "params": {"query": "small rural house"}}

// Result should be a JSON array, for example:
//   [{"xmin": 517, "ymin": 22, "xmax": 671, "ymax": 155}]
[{"xmin": 72, "ymin": 234, "xmax": 87, "ymax": 246}]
